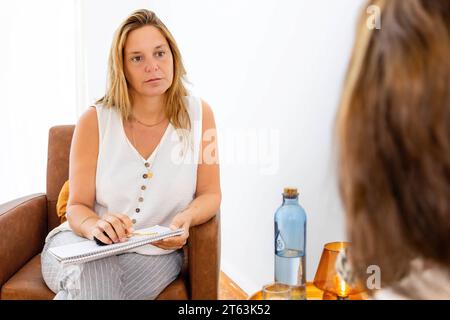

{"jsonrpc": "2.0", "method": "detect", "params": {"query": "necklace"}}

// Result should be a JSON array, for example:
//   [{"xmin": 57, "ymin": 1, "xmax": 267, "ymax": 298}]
[
  {"xmin": 132, "ymin": 115, "xmax": 167, "ymax": 128},
  {"xmin": 130, "ymin": 120, "xmax": 165, "ymax": 163}
]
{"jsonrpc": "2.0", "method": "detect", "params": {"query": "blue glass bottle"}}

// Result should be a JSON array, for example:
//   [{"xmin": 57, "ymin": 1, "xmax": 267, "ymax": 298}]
[{"xmin": 274, "ymin": 187, "xmax": 307, "ymax": 300}]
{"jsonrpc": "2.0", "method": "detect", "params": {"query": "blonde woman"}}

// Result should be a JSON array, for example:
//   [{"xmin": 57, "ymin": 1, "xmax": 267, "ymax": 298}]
[
  {"xmin": 337, "ymin": 0, "xmax": 450, "ymax": 299},
  {"xmin": 41, "ymin": 9, "xmax": 221, "ymax": 299}
]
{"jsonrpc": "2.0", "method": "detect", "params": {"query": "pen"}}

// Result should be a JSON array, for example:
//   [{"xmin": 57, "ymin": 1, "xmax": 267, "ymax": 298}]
[
  {"xmin": 95, "ymin": 231, "xmax": 159, "ymax": 245},
  {"xmin": 128, "ymin": 232, "xmax": 159, "ymax": 237}
]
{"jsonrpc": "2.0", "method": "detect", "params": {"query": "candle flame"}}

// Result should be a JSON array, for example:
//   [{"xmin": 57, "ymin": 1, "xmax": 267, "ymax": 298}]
[{"xmin": 334, "ymin": 274, "xmax": 349, "ymax": 297}]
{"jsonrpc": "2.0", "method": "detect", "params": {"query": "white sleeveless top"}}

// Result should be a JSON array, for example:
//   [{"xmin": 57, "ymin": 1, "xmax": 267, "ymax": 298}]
[{"xmin": 46, "ymin": 96, "xmax": 203, "ymax": 256}]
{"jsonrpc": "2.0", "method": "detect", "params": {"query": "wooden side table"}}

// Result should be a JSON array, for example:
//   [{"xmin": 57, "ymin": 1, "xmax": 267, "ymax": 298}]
[{"xmin": 249, "ymin": 282, "xmax": 366, "ymax": 300}]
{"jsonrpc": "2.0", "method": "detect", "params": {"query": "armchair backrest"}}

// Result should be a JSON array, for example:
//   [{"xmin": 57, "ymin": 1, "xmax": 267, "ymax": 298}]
[{"xmin": 46, "ymin": 125, "xmax": 74, "ymax": 232}]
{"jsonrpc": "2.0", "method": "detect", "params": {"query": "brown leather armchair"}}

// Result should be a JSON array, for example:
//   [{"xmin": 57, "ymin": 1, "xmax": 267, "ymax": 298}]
[{"xmin": 0, "ymin": 125, "xmax": 220, "ymax": 300}]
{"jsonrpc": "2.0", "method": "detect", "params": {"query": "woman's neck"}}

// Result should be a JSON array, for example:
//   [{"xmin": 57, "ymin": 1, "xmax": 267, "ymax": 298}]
[{"xmin": 131, "ymin": 93, "xmax": 166, "ymax": 123}]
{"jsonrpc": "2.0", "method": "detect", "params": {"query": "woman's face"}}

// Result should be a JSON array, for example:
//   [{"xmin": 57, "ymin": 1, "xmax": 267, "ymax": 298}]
[{"xmin": 124, "ymin": 25, "xmax": 174, "ymax": 98}]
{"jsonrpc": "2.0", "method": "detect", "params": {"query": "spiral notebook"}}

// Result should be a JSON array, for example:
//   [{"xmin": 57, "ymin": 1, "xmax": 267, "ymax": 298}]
[{"xmin": 48, "ymin": 225, "xmax": 184, "ymax": 266}]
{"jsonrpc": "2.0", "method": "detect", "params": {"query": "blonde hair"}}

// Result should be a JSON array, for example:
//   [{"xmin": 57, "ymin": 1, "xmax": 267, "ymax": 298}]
[{"xmin": 96, "ymin": 9, "xmax": 191, "ymax": 132}]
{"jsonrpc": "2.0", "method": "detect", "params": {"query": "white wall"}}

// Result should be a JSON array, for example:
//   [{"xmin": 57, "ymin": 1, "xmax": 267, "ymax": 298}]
[
  {"xmin": 0, "ymin": 0, "xmax": 78, "ymax": 204},
  {"xmin": 82, "ymin": 0, "xmax": 365, "ymax": 295}
]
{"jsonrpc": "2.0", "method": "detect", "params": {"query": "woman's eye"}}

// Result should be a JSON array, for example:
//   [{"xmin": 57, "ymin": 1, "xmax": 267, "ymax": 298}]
[
  {"xmin": 131, "ymin": 56, "xmax": 142, "ymax": 62},
  {"xmin": 155, "ymin": 51, "xmax": 165, "ymax": 58}
]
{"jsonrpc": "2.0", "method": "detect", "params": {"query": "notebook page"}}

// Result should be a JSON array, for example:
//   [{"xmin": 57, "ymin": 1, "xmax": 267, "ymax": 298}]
[{"xmin": 48, "ymin": 225, "xmax": 181, "ymax": 261}]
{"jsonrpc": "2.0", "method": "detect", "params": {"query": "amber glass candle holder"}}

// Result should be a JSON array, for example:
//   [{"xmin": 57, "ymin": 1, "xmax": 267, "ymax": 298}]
[{"xmin": 313, "ymin": 242, "xmax": 364, "ymax": 300}]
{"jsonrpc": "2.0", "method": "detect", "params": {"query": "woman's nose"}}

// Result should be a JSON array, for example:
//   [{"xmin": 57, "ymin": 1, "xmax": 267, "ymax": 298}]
[{"xmin": 144, "ymin": 59, "xmax": 159, "ymax": 73}]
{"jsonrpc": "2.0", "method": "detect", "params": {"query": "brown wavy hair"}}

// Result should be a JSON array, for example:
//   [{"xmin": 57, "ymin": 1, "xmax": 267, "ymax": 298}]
[
  {"xmin": 337, "ymin": 0, "xmax": 450, "ymax": 295},
  {"xmin": 96, "ymin": 9, "xmax": 190, "ymax": 131}
]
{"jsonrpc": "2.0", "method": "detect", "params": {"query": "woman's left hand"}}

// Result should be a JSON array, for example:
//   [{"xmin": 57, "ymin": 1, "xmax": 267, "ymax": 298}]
[{"xmin": 152, "ymin": 212, "xmax": 192, "ymax": 250}]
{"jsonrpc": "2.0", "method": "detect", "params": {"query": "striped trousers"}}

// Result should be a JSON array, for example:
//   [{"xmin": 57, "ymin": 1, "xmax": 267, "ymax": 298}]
[{"xmin": 41, "ymin": 230, "xmax": 183, "ymax": 300}]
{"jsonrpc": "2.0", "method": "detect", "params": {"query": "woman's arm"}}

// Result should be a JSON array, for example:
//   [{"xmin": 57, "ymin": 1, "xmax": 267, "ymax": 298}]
[
  {"xmin": 154, "ymin": 100, "xmax": 221, "ymax": 250},
  {"xmin": 66, "ymin": 107, "xmax": 100, "ymax": 238},
  {"xmin": 181, "ymin": 99, "xmax": 222, "ymax": 226},
  {"xmin": 66, "ymin": 107, "xmax": 133, "ymax": 243}
]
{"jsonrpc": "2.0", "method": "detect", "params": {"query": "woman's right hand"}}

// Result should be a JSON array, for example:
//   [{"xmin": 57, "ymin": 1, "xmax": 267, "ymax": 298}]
[{"xmin": 86, "ymin": 213, "xmax": 134, "ymax": 244}]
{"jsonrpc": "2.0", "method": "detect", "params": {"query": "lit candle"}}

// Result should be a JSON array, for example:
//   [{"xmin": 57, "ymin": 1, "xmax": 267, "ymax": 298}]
[{"xmin": 334, "ymin": 274, "xmax": 349, "ymax": 298}]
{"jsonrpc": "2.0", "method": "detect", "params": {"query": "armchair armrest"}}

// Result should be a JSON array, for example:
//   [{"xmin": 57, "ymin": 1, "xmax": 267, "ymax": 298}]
[
  {"xmin": 0, "ymin": 194, "xmax": 48, "ymax": 289},
  {"xmin": 188, "ymin": 210, "xmax": 221, "ymax": 300}
]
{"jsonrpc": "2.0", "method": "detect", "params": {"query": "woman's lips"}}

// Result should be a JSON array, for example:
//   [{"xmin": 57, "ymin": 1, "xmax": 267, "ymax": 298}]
[{"xmin": 145, "ymin": 78, "xmax": 162, "ymax": 83}]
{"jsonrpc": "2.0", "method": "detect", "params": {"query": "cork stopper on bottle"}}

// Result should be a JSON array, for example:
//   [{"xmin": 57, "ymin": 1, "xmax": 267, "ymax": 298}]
[{"xmin": 283, "ymin": 187, "xmax": 299, "ymax": 198}]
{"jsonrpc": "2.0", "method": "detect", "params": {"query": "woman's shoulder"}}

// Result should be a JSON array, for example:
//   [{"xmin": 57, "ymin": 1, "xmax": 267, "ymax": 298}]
[
  {"xmin": 90, "ymin": 103, "xmax": 114, "ymax": 114},
  {"xmin": 373, "ymin": 260, "xmax": 450, "ymax": 300},
  {"xmin": 183, "ymin": 95, "xmax": 201, "ymax": 118},
  {"xmin": 183, "ymin": 95, "xmax": 201, "ymax": 108},
  {"xmin": 77, "ymin": 106, "xmax": 98, "ymax": 129},
  {"xmin": 76, "ymin": 103, "xmax": 117, "ymax": 137},
  {"xmin": 90, "ymin": 103, "xmax": 119, "ymax": 113},
  {"xmin": 88, "ymin": 103, "xmax": 121, "ymax": 126},
  {"xmin": 183, "ymin": 96, "xmax": 213, "ymax": 118}
]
